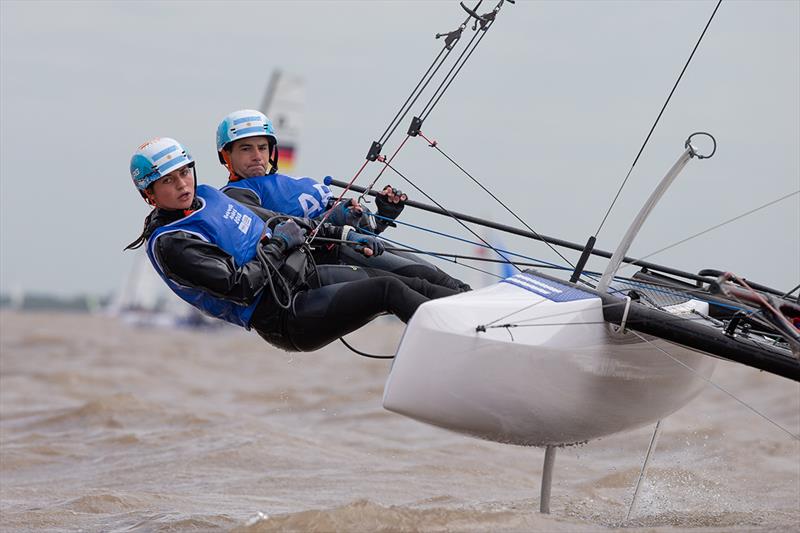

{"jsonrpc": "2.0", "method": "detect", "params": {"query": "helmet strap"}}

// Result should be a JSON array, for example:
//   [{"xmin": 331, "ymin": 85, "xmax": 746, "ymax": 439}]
[{"xmin": 269, "ymin": 143, "xmax": 279, "ymax": 175}]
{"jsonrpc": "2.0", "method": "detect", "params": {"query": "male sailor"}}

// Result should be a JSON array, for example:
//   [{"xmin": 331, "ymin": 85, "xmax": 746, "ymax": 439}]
[
  {"xmin": 125, "ymin": 137, "xmax": 457, "ymax": 351},
  {"xmin": 216, "ymin": 109, "xmax": 471, "ymax": 292}
]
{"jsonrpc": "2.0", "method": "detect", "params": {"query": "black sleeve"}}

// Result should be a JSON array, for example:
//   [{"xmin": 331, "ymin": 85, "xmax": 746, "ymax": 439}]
[{"xmin": 154, "ymin": 230, "xmax": 286, "ymax": 305}]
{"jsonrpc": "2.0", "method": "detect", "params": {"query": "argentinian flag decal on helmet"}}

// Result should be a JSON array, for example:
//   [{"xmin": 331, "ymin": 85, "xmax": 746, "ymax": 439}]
[
  {"xmin": 216, "ymin": 109, "xmax": 276, "ymax": 154},
  {"xmin": 130, "ymin": 137, "xmax": 194, "ymax": 191}
]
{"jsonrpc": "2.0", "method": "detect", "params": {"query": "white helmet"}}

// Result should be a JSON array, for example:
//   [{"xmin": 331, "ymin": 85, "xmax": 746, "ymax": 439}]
[{"xmin": 216, "ymin": 109, "xmax": 278, "ymax": 173}]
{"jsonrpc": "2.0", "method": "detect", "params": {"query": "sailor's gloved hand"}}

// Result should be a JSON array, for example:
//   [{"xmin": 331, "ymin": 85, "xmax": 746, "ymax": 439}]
[
  {"xmin": 375, "ymin": 185, "xmax": 406, "ymax": 233},
  {"xmin": 290, "ymin": 216, "xmax": 318, "ymax": 233},
  {"xmin": 344, "ymin": 227, "xmax": 385, "ymax": 257},
  {"xmin": 271, "ymin": 219, "xmax": 306, "ymax": 252},
  {"xmin": 324, "ymin": 198, "xmax": 363, "ymax": 227}
]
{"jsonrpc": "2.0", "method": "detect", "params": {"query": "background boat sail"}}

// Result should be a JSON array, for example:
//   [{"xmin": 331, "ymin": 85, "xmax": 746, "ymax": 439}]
[{"xmin": 260, "ymin": 69, "xmax": 305, "ymax": 174}]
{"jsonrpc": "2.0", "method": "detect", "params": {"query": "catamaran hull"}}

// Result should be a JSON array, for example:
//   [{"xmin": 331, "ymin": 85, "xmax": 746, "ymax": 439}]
[{"xmin": 383, "ymin": 274, "xmax": 716, "ymax": 446}]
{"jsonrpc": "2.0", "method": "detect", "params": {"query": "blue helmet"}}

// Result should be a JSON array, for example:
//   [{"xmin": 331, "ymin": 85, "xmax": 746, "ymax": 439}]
[
  {"xmin": 130, "ymin": 137, "xmax": 194, "ymax": 191},
  {"xmin": 216, "ymin": 109, "xmax": 277, "ymax": 163}
]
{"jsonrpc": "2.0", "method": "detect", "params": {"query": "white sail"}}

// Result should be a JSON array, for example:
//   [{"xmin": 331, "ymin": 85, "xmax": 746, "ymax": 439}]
[
  {"xmin": 260, "ymin": 69, "xmax": 304, "ymax": 173},
  {"xmin": 108, "ymin": 249, "xmax": 201, "ymax": 328}
]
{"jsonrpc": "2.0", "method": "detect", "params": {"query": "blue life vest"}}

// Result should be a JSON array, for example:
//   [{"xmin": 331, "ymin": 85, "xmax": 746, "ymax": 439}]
[
  {"xmin": 222, "ymin": 173, "xmax": 333, "ymax": 219},
  {"xmin": 146, "ymin": 185, "xmax": 269, "ymax": 328}
]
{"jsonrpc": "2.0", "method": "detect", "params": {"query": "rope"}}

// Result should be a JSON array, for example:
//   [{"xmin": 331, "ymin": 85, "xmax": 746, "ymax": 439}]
[
  {"xmin": 593, "ymin": 0, "xmax": 723, "ymax": 238},
  {"xmin": 376, "ymin": 47, "xmax": 451, "ymax": 147},
  {"xmin": 628, "ymin": 330, "xmax": 799, "ymax": 441},
  {"xmin": 339, "ymin": 336, "xmax": 394, "ymax": 360},
  {"xmin": 358, "ymin": 135, "xmax": 413, "ymax": 205},
  {"xmin": 616, "ymin": 190, "xmax": 800, "ymax": 275},
  {"xmin": 308, "ymin": 159, "xmax": 370, "ymax": 243},
  {"xmin": 382, "ymin": 159, "xmax": 524, "ymax": 273},
  {"xmin": 418, "ymin": 13, "xmax": 487, "ymax": 121},
  {"xmin": 417, "ymin": 130, "xmax": 578, "ymax": 271},
  {"xmin": 369, "ymin": 212, "xmax": 567, "ymax": 270},
  {"xmin": 361, "ymin": 230, "xmax": 504, "ymax": 280}
]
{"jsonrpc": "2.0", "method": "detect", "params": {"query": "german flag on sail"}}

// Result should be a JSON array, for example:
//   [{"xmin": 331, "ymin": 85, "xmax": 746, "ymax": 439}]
[{"xmin": 280, "ymin": 143, "xmax": 296, "ymax": 173}]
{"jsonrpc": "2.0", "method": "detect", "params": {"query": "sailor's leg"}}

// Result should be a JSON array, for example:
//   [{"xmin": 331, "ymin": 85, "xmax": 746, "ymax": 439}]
[
  {"xmin": 313, "ymin": 264, "xmax": 459, "ymax": 300},
  {"xmin": 338, "ymin": 246, "xmax": 472, "ymax": 292},
  {"xmin": 286, "ymin": 276, "xmax": 429, "ymax": 352}
]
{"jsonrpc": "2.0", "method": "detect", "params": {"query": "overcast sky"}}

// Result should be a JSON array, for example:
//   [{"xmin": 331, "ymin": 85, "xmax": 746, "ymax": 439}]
[{"xmin": 1, "ymin": 0, "xmax": 798, "ymax": 297}]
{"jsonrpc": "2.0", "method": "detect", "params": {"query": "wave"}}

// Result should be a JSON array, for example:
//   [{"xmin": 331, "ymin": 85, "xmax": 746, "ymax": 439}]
[{"xmin": 231, "ymin": 498, "xmax": 588, "ymax": 533}]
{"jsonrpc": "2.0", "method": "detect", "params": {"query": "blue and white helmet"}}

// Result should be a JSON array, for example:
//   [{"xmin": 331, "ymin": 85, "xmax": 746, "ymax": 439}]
[
  {"xmin": 216, "ymin": 109, "xmax": 276, "ymax": 163},
  {"xmin": 130, "ymin": 137, "xmax": 194, "ymax": 191}
]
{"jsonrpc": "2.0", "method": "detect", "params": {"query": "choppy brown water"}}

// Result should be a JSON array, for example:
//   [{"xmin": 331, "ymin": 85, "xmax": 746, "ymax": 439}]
[{"xmin": 1, "ymin": 311, "xmax": 798, "ymax": 532}]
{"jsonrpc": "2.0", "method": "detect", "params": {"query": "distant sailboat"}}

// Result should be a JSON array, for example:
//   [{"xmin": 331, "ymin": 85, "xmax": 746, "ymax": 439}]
[
  {"xmin": 108, "ymin": 250, "xmax": 200, "ymax": 327},
  {"xmin": 260, "ymin": 69, "xmax": 304, "ymax": 173}
]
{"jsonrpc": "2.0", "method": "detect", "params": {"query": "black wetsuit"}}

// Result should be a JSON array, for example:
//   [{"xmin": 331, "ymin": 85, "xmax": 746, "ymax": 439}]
[
  {"xmin": 224, "ymin": 186, "xmax": 472, "ymax": 293},
  {"xmin": 137, "ymin": 203, "xmax": 456, "ymax": 352}
]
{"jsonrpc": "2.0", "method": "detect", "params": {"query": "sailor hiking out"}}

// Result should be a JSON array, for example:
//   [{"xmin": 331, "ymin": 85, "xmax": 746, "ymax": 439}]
[
  {"xmin": 217, "ymin": 109, "xmax": 471, "ymax": 293},
  {"xmin": 125, "ymin": 137, "xmax": 457, "ymax": 352}
]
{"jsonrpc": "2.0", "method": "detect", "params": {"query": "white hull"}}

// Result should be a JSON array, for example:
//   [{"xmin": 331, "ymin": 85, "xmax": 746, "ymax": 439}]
[{"xmin": 383, "ymin": 273, "xmax": 716, "ymax": 446}]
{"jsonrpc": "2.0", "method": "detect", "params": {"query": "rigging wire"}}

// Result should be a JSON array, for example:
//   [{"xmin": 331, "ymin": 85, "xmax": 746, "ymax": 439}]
[
  {"xmin": 369, "ymin": 212, "xmax": 567, "ymax": 270},
  {"xmin": 357, "ymin": 135, "xmax": 414, "ymax": 206},
  {"xmin": 628, "ymin": 330, "xmax": 799, "ymax": 441},
  {"xmin": 417, "ymin": 7, "xmax": 492, "ymax": 122},
  {"xmin": 314, "ymin": 7, "xmax": 479, "ymax": 239},
  {"xmin": 616, "ymin": 189, "xmax": 800, "ymax": 276},
  {"xmin": 416, "ymin": 131, "xmax": 578, "ymax": 271},
  {"xmin": 311, "ymin": 234, "xmax": 563, "ymax": 273},
  {"xmin": 359, "ymin": 231, "xmax": 505, "ymax": 280},
  {"xmin": 471, "ymin": 1, "xmax": 732, "ymax": 329},
  {"xmin": 386, "ymin": 249, "xmax": 560, "ymax": 270},
  {"xmin": 593, "ymin": 0, "xmax": 723, "ymax": 239},
  {"xmin": 376, "ymin": 47, "xmax": 452, "ymax": 148},
  {"xmin": 308, "ymin": 159, "xmax": 371, "ymax": 242},
  {"xmin": 357, "ymin": 1, "xmax": 512, "ymax": 207},
  {"xmin": 382, "ymin": 159, "xmax": 524, "ymax": 272},
  {"xmin": 782, "ymin": 283, "xmax": 800, "ymax": 300}
]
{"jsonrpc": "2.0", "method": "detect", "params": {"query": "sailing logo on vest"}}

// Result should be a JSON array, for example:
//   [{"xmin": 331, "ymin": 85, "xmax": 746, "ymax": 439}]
[{"xmin": 223, "ymin": 203, "xmax": 252, "ymax": 234}]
